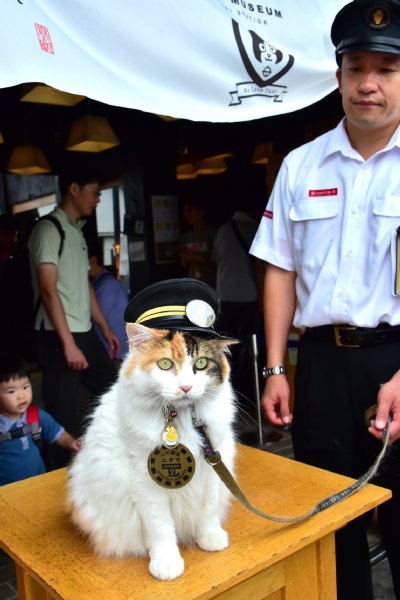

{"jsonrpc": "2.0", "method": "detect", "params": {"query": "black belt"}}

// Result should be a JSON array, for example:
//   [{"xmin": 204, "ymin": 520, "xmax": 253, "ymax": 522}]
[{"xmin": 306, "ymin": 323, "xmax": 400, "ymax": 348}]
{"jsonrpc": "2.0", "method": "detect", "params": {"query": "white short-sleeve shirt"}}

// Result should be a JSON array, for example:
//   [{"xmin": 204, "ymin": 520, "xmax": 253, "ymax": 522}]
[{"xmin": 250, "ymin": 119, "xmax": 400, "ymax": 328}]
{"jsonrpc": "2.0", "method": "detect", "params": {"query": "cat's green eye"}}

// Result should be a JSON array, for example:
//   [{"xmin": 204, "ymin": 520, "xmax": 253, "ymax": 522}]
[
  {"xmin": 195, "ymin": 357, "xmax": 208, "ymax": 370},
  {"xmin": 158, "ymin": 358, "xmax": 173, "ymax": 370}
]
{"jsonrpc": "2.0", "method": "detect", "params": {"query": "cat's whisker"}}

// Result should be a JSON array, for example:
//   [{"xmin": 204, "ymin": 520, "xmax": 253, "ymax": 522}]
[
  {"xmin": 235, "ymin": 404, "xmax": 260, "ymax": 429},
  {"xmin": 232, "ymin": 389, "xmax": 257, "ymax": 410}
]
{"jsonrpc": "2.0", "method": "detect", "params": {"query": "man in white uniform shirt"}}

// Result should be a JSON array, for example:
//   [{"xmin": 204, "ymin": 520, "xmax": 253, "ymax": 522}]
[{"xmin": 251, "ymin": 1, "xmax": 400, "ymax": 598}]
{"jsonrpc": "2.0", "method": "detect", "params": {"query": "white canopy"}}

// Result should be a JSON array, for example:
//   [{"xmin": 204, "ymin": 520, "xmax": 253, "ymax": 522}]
[{"xmin": 2, "ymin": 0, "xmax": 349, "ymax": 122}]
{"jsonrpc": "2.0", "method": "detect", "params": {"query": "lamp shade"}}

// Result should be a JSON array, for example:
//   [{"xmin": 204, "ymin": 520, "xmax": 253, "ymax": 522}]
[
  {"xmin": 20, "ymin": 84, "xmax": 85, "ymax": 106},
  {"xmin": 251, "ymin": 142, "xmax": 274, "ymax": 165},
  {"xmin": 196, "ymin": 157, "xmax": 227, "ymax": 175},
  {"xmin": 176, "ymin": 162, "xmax": 197, "ymax": 180},
  {"xmin": 7, "ymin": 144, "xmax": 51, "ymax": 175},
  {"xmin": 66, "ymin": 115, "xmax": 119, "ymax": 152}
]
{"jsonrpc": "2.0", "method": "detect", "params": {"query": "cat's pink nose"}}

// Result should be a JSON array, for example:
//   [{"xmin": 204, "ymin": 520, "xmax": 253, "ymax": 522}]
[{"xmin": 179, "ymin": 385, "xmax": 192, "ymax": 394}]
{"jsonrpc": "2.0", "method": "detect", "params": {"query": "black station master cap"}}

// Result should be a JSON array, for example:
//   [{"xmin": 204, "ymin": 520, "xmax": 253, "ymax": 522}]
[
  {"xmin": 331, "ymin": 0, "xmax": 400, "ymax": 65},
  {"xmin": 124, "ymin": 278, "xmax": 222, "ymax": 338}
]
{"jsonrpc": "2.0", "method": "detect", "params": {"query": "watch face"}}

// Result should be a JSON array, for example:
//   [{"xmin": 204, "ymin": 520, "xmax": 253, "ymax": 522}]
[{"xmin": 273, "ymin": 366, "xmax": 280, "ymax": 375}]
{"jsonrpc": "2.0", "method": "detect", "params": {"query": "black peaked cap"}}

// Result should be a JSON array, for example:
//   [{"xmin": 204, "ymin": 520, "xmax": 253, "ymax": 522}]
[
  {"xmin": 124, "ymin": 278, "xmax": 222, "ymax": 337},
  {"xmin": 331, "ymin": 0, "xmax": 400, "ymax": 64}
]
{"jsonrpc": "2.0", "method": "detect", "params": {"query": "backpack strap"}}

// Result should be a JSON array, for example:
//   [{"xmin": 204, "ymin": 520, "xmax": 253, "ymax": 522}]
[
  {"xmin": 0, "ymin": 405, "xmax": 41, "ymax": 444},
  {"xmin": 33, "ymin": 215, "xmax": 65, "ymax": 321},
  {"xmin": 229, "ymin": 219, "xmax": 256, "ymax": 284},
  {"xmin": 230, "ymin": 219, "xmax": 251, "ymax": 255},
  {"xmin": 26, "ymin": 405, "xmax": 42, "ymax": 443},
  {"xmin": 37, "ymin": 214, "xmax": 65, "ymax": 258}
]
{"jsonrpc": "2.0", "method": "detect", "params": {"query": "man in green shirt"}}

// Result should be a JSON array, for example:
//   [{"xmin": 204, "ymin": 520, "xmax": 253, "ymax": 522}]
[{"xmin": 28, "ymin": 169, "xmax": 119, "ymax": 467}]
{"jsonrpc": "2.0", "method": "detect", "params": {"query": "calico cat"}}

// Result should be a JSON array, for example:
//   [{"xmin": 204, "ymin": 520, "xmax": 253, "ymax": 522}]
[{"xmin": 67, "ymin": 322, "xmax": 237, "ymax": 580}]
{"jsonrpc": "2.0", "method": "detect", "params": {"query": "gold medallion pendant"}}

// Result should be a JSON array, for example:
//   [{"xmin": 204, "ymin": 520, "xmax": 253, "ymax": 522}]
[{"xmin": 147, "ymin": 444, "xmax": 196, "ymax": 489}]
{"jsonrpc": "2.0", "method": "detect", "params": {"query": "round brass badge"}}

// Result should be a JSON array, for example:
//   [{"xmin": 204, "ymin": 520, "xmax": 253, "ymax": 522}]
[{"xmin": 147, "ymin": 444, "xmax": 196, "ymax": 489}]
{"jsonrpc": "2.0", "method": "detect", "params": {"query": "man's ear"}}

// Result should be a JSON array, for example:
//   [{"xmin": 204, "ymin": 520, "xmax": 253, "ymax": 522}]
[
  {"xmin": 69, "ymin": 182, "xmax": 80, "ymax": 196},
  {"xmin": 336, "ymin": 68, "xmax": 342, "ymax": 94}
]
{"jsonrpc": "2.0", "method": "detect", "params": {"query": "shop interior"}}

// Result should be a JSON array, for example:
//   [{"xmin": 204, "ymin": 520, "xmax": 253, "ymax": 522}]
[{"xmin": 0, "ymin": 81, "xmax": 342, "ymax": 295}]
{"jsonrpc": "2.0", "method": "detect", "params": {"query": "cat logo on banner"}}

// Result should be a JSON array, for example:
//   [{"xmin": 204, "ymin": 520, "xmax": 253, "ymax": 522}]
[{"xmin": 230, "ymin": 19, "xmax": 294, "ymax": 106}]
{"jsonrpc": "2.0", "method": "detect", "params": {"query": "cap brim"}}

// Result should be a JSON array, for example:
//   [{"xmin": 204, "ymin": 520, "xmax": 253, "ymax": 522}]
[{"xmin": 337, "ymin": 38, "xmax": 400, "ymax": 61}]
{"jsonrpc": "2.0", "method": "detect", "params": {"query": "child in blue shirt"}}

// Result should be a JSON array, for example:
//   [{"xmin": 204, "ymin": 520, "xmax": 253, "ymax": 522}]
[{"xmin": 0, "ymin": 354, "xmax": 81, "ymax": 485}]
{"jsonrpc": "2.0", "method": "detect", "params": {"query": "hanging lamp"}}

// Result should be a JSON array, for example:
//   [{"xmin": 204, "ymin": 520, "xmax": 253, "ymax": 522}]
[
  {"xmin": 176, "ymin": 162, "xmax": 197, "ymax": 180},
  {"xmin": 66, "ymin": 115, "xmax": 119, "ymax": 152},
  {"xmin": 7, "ymin": 144, "xmax": 51, "ymax": 175},
  {"xmin": 251, "ymin": 142, "xmax": 274, "ymax": 164},
  {"xmin": 20, "ymin": 84, "xmax": 85, "ymax": 106},
  {"xmin": 196, "ymin": 157, "xmax": 227, "ymax": 175}
]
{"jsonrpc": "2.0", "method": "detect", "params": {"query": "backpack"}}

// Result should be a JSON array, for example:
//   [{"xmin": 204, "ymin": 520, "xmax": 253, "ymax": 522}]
[
  {"xmin": 0, "ymin": 404, "xmax": 42, "ymax": 447},
  {"xmin": 0, "ymin": 215, "xmax": 65, "ymax": 362}
]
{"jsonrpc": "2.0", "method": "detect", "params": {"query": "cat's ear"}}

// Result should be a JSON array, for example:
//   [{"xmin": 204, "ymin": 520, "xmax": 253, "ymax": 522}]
[
  {"xmin": 125, "ymin": 323, "xmax": 168, "ymax": 350},
  {"xmin": 213, "ymin": 337, "xmax": 240, "ymax": 354}
]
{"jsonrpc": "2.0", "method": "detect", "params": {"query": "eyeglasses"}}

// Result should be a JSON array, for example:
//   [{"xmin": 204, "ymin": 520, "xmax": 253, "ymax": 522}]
[{"xmin": 82, "ymin": 186, "xmax": 102, "ymax": 198}]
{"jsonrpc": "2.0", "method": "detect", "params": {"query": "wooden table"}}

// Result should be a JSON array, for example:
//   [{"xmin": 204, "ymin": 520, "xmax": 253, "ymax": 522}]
[{"xmin": 0, "ymin": 444, "xmax": 391, "ymax": 600}]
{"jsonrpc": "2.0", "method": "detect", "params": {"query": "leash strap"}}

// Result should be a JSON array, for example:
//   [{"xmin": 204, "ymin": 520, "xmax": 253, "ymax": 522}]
[{"xmin": 195, "ymin": 419, "xmax": 392, "ymax": 524}]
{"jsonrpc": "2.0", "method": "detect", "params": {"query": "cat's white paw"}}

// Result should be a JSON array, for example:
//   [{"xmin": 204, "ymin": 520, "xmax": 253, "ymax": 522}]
[
  {"xmin": 149, "ymin": 554, "xmax": 185, "ymax": 580},
  {"xmin": 197, "ymin": 528, "xmax": 229, "ymax": 552}
]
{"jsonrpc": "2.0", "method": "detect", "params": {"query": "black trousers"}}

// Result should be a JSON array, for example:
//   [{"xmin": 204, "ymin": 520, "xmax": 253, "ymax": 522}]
[
  {"xmin": 220, "ymin": 301, "xmax": 261, "ymax": 405},
  {"xmin": 292, "ymin": 330, "xmax": 400, "ymax": 600},
  {"xmin": 35, "ymin": 328, "xmax": 117, "ymax": 468}
]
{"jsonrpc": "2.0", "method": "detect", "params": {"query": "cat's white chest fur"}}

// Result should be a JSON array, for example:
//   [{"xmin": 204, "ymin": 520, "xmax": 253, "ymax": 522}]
[{"xmin": 67, "ymin": 325, "xmax": 237, "ymax": 581}]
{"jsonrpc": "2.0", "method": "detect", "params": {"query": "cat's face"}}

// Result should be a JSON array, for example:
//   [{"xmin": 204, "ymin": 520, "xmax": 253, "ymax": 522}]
[{"xmin": 124, "ymin": 323, "xmax": 235, "ymax": 409}]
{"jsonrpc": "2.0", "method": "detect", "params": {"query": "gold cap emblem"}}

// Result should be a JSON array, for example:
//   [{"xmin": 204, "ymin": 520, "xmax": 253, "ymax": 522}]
[{"xmin": 368, "ymin": 4, "xmax": 391, "ymax": 29}]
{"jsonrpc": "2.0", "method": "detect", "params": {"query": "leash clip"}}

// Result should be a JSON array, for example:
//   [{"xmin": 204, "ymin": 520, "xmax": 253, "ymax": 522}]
[{"xmin": 205, "ymin": 450, "xmax": 221, "ymax": 466}]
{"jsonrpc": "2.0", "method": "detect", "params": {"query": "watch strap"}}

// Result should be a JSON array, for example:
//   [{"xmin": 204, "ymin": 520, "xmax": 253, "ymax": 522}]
[{"xmin": 262, "ymin": 365, "xmax": 287, "ymax": 378}]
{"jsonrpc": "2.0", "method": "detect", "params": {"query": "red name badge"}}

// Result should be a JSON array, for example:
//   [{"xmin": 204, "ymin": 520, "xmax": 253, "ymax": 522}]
[{"xmin": 308, "ymin": 188, "xmax": 338, "ymax": 197}]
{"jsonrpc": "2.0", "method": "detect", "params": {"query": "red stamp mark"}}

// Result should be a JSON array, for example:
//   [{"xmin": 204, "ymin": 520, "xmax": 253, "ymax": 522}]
[{"xmin": 35, "ymin": 23, "xmax": 55, "ymax": 54}]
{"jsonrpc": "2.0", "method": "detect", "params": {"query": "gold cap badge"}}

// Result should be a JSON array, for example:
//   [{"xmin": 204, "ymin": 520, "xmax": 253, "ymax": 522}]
[{"xmin": 368, "ymin": 4, "xmax": 391, "ymax": 29}]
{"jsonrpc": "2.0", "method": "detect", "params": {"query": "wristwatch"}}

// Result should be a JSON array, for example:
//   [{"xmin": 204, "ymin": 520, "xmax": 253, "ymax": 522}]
[{"xmin": 262, "ymin": 366, "xmax": 287, "ymax": 379}]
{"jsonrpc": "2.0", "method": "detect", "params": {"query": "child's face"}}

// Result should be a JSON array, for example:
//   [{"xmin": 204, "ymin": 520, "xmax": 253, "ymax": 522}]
[{"xmin": 0, "ymin": 376, "xmax": 32, "ymax": 419}]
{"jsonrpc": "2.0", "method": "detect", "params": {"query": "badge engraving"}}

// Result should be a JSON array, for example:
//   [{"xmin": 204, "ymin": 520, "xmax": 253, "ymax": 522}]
[{"xmin": 147, "ymin": 444, "xmax": 196, "ymax": 489}]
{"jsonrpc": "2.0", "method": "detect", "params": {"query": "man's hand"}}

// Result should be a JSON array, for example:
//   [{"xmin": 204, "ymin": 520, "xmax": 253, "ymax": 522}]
[
  {"xmin": 63, "ymin": 339, "xmax": 89, "ymax": 370},
  {"xmin": 369, "ymin": 370, "xmax": 400, "ymax": 443},
  {"xmin": 261, "ymin": 375, "xmax": 293, "ymax": 427},
  {"xmin": 102, "ymin": 327, "xmax": 120, "ymax": 359}
]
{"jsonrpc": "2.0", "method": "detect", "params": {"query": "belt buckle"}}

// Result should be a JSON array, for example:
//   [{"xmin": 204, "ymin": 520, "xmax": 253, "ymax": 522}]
[{"xmin": 334, "ymin": 326, "xmax": 360, "ymax": 348}]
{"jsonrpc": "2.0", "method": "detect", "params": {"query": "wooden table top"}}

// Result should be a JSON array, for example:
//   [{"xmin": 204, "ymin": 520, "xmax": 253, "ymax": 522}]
[{"xmin": 0, "ymin": 444, "xmax": 391, "ymax": 600}]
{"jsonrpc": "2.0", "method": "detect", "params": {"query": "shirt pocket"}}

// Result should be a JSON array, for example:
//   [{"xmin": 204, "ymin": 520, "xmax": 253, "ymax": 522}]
[
  {"xmin": 289, "ymin": 199, "xmax": 341, "ymax": 270},
  {"xmin": 375, "ymin": 197, "xmax": 400, "ymax": 295},
  {"xmin": 371, "ymin": 196, "xmax": 400, "ymax": 267}
]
